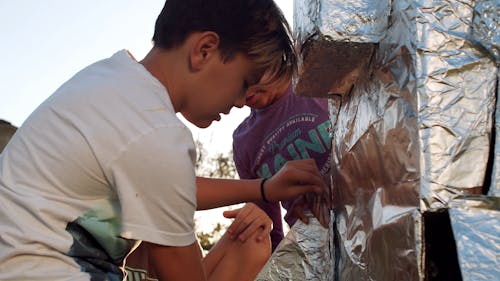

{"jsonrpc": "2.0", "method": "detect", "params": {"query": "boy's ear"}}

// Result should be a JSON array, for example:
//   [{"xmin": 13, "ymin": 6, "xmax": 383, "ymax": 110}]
[{"xmin": 188, "ymin": 31, "xmax": 220, "ymax": 72}]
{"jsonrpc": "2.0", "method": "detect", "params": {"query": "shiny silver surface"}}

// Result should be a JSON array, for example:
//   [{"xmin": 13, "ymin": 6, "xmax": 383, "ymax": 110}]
[
  {"xmin": 415, "ymin": 0, "xmax": 497, "ymax": 210},
  {"xmin": 293, "ymin": 0, "xmax": 390, "ymax": 43},
  {"xmin": 259, "ymin": 0, "xmax": 498, "ymax": 280},
  {"xmin": 471, "ymin": 0, "xmax": 499, "ymax": 64},
  {"xmin": 448, "ymin": 196, "xmax": 500, "ymax": 281},
  {"xmin": 255, "ymin": 211, "xmax": 334, "ymax": 281}
]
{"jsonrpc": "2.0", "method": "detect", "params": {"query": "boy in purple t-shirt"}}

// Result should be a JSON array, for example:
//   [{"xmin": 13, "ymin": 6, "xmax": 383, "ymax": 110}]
[{"xmin": 233, "ymin": 82, "xmax": 331, "ymax": 251}]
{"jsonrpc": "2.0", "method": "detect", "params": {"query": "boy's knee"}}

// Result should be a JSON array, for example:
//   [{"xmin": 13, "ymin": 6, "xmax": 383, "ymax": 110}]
[{"xmin": 237, "ymin": 233, "xmax": 271, "ymax": 266}]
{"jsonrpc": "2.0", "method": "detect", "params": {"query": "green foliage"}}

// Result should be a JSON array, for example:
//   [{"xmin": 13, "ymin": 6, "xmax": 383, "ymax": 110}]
[
  {"xmin": 196, "ymin": 222, "xmax": 227, "ymax": 251},
  {"xmin": 194, "ymin": 138, "xmax": 237, "ymax": 251},
  {"xmin": 194, "ymin": 139, "xmax": 237, "ymax": 179}
]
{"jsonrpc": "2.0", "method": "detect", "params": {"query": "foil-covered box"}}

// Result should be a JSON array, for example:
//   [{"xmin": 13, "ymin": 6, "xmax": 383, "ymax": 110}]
[{"xmin": 258, "ymin": 0, "xmax": 500, "ymax": 280}]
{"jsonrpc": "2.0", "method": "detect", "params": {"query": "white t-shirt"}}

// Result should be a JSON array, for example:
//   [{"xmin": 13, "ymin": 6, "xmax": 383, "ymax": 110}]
[{"xmin": 0, "ymin": 50, "xmax": 197, "ymax": 281}]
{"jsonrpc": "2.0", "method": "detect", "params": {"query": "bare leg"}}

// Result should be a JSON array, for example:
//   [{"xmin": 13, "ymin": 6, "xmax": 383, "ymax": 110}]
[{"xmin": 202, "ymin": 230, "xmax": 271, "ymax": 281}]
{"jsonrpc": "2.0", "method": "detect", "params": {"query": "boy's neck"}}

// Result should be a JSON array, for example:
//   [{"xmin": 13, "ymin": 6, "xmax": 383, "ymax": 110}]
[{"xmin": 140, "ymin": 46, "xmax": 186, "ymax": 113}]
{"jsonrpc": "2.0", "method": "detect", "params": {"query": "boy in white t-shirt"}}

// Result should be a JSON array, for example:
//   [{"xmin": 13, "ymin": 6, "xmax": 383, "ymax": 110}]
[{"xmin": 0, "ymin": 1, "xmax": 326, "ymax": 281}]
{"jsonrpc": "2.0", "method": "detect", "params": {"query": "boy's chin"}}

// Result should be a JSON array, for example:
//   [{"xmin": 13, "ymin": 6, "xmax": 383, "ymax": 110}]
[
  {"xmin": 181, "ymin": 113, "xmax": 214, "ymax": 128},
  {"xmin": 192, "ymin": 118, "xmax": 214, "ymax": 129},
  {"xmin": 195, "ymin": 122, "xmax": 212, "ymax": 129}
]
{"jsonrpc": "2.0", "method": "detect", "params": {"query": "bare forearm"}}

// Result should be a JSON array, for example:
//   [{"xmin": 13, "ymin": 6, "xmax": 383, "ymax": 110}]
[
  {"xmin": 196, "ymin": 177, "xmax": 261, "ymax": 210},
  {"xmin": 147, "ymin": 242, "xmax": 206, "ymax": 281},
  {"xmin": 196, "ymin": 159, "xmax": 325, "ymax": 211}
]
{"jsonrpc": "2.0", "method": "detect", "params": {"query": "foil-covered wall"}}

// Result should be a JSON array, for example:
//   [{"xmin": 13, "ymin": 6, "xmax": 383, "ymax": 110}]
[
  {"xmin": 480, "ymin": 0, "xmax": 500, "ymax": 196},
  {"xmin": 258, "ymin": 0, "xmax": 499, "ymax": 280},
  {"xmin": 415, "ymin": 0, "xmax": 497, "ymax": 210},
  {"xmin": 330, "ymin": 43, "xmax": 421, "ymax": 280},
  {"xmin": 293, "ymin": 0, "xmax": 387, "ymax": 97},
  {"xmin": 448, "ymin": 196, "xmax": 500, "ymax": 281}
]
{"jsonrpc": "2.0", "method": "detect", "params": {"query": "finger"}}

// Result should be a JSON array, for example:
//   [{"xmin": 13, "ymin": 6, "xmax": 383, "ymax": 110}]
[
  {"xmin": 223, "ymin": 209, "xmax": 237, "ymax": 219},
  {"xmin": 225, "ymin": 208, "xmax": 245, "ymax": 237},
  {"xmin": 256, "ymin": 222, "xmax": 272, "ymax": 242},
  {"xmin": 295, "ymin": 204, "xmax": 309, "ymax": 225},
  {"xmin": 288, "ymin": 159, "xmax": 319, "ymax": 174},
  {"xmin": 290, "ymin": 169, "xmax": 326, "ymax": 191},
  {"xmin": 321, "ymin": 208, "xmax": 330, "ymax": 228},
  {"xmin": 244, "ymin": 216, "xmax": 272, "ymax": 242},
  {"xmin": 227, "ymin": 206, "xmax": 253, "ymax": 237},
  {"xmin": 238, "ymin": 219, "xmax": 261, "ymax": 242},
  {"xmin": 276, "ymin": 162, "xmax": 325, "ymax": 186}
]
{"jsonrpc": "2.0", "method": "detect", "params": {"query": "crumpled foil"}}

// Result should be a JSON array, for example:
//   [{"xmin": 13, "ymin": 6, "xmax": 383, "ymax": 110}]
[
  {"xmin": 490, "ymin": 70, "xmax": 500, "ymax": 197},
  {"xmin": 255, "ymin": 211, "xmax": 334, "ymax": 281},
  {"xmin": 471, "ymin": 0, "xmax": 500, "ymax": 64},
  {"xmin": 486, "ymin": 0, "xmax": 500, "ymax": 197},
  {"xmin": 259, "ymin": 0, "xmax": 498, "ymax": 280},
  {"xmin": 327, "ymin": 0, "xmax": 423, "ymax": 279},
  {"xmin": 448, "ymin": 196, "xmax": 500, "ymax": 281},
  {"xmin": 293, "ymin": 0, "xmax": 390, "ymax": 43},
  {"xmin": 293, "ymin": 0, "xmax": 388, "ymax": 97},
  {"xmin": 415, "ymin": 0, "xmax": 497, "ymax": 210}
]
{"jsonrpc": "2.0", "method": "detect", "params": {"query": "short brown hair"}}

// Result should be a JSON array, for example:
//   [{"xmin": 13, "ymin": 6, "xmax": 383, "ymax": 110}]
[{"xmin": 152, "ymin": 0, "xmax": 296, "ymax": 86}]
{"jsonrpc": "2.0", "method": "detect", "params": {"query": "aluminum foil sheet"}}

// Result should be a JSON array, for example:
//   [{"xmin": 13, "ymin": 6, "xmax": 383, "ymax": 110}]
[
  {"xmin": 324, "ymin": 0, "xmax": 423, "ymax": 279},
  {"xmin": 330, "ymin": 60, "xmax": 421, "ymax": 280},
  {"xmin": 490, "ymin": 70, "xmax": 500, "ymax": 197},
  {"xmin": 255, "ymin": 211, "xmax": 334, "ymax": 281},
  {"xmin": 448, "ymin": 196, "xmax": 500, "ymax": 281},
  {"xmin": 266, "ymin": 0, "xmax": 499, "ymax": 280},
  {"xmin": 415, "ymin": 0, "xmax": 497, "ymax": 210},
  {"xmin": 471, "ymin": 0, "xmax": 500, "ymax": 64},
  {"xmin": 293, "ymin": 0, "xmax": 390, "ymax": 43},
  {"xmin": 293, "ymin": 0, "xmax": 387, "ymax": 97}
]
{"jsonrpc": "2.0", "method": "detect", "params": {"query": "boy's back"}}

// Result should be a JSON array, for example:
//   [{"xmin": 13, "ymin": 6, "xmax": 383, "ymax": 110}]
[{"xmin": 0, "ymin": 50, "xmax": 197, "ymax": 280}]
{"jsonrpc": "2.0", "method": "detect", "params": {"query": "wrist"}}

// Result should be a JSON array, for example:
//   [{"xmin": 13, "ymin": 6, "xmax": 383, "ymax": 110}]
[{"xmin": 260, "ymin": 178, "xmax": 270, "ymax": 203}]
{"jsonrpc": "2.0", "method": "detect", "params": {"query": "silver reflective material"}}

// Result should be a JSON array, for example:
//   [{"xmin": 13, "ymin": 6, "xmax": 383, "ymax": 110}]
[
  {"xmin": 294, "ymin": 0, "xmax": 390, "ymax": 43},
  {"xmin": 327, "ymin": 0, "xmax": 423, "ymax": 279},
  {"xmin": 255, "ymin": 211, "xmax": 334, "ymax": 281},
  {"xmin": 448, "ymin": 196, "xmax": 500, "ymax": 281},
  {"xmin": 260, "ymin": 0, "xmax": 499, "ymax": 280},
  {"xmin": 292, "ymin": 0, "xmax": 385, "ymax": 97},
  {"xmin": 490, "ymin": 70, "xmax": 500, "ymax": 197},
  {"xmin": 471, "ymin": 0, "xmax": 500, "ymax": 63},
  {"xmin": 416, "ymin": 0, "xmax": 497, "ymax": 210}
]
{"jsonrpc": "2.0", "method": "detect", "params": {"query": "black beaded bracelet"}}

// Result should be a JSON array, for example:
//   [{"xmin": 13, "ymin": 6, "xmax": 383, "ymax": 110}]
[{"xmin": 260, "ymin": 178, "xmax": 270, "ymax": 203}]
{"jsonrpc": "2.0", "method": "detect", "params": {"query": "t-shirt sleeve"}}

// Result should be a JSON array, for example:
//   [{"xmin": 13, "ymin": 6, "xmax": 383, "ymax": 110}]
[{"xmin": 108, "ymin": 126, "xmax": 197, "ymax": 247}]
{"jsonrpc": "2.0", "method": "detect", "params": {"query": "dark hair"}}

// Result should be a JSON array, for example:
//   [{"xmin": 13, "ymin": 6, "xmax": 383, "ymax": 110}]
[{"xmin": 152, "ymin": 0, "xmax": 296, "ymax": 85}]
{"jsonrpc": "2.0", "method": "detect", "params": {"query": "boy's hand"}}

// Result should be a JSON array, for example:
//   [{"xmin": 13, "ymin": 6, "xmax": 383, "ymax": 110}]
[
  {"xmin": 287, "ymin": 194, "xmax": 331, "ymax": 229},
  {"xmin": 265, "ymin": 159, "xmax": 326, "ymax": 202},
  {"xmin": 288, "ymin": 196, "xmax": 310, "ymax": 224},
  {"xmin": 223, "ymin": 203, "xmax": 272, "ymax": 242}
]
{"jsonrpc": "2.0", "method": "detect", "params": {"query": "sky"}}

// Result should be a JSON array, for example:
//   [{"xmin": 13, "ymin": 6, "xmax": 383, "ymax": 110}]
[
  {"xmin": 0, "ymin": 1, "xmax": 293, "ymax": 233},
  {"xmin": 0, "ymin": 1, "xmax": 292, "ymax": 154}
]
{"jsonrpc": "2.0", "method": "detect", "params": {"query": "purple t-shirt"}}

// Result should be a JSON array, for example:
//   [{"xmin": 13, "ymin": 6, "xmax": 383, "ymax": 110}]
[{"xmin": 232, "ymin": 86, "xmax": 331, "ymax": 251}]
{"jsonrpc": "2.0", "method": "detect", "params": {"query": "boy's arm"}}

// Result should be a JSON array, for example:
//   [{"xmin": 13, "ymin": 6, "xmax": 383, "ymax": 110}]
[
  {"xmin": 146, "ymin": 241, "xmax": 206, "ymax": 281},
  {"xmin": 196, "ymin": 159, "xmax": 325, "ymax": 210}
]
